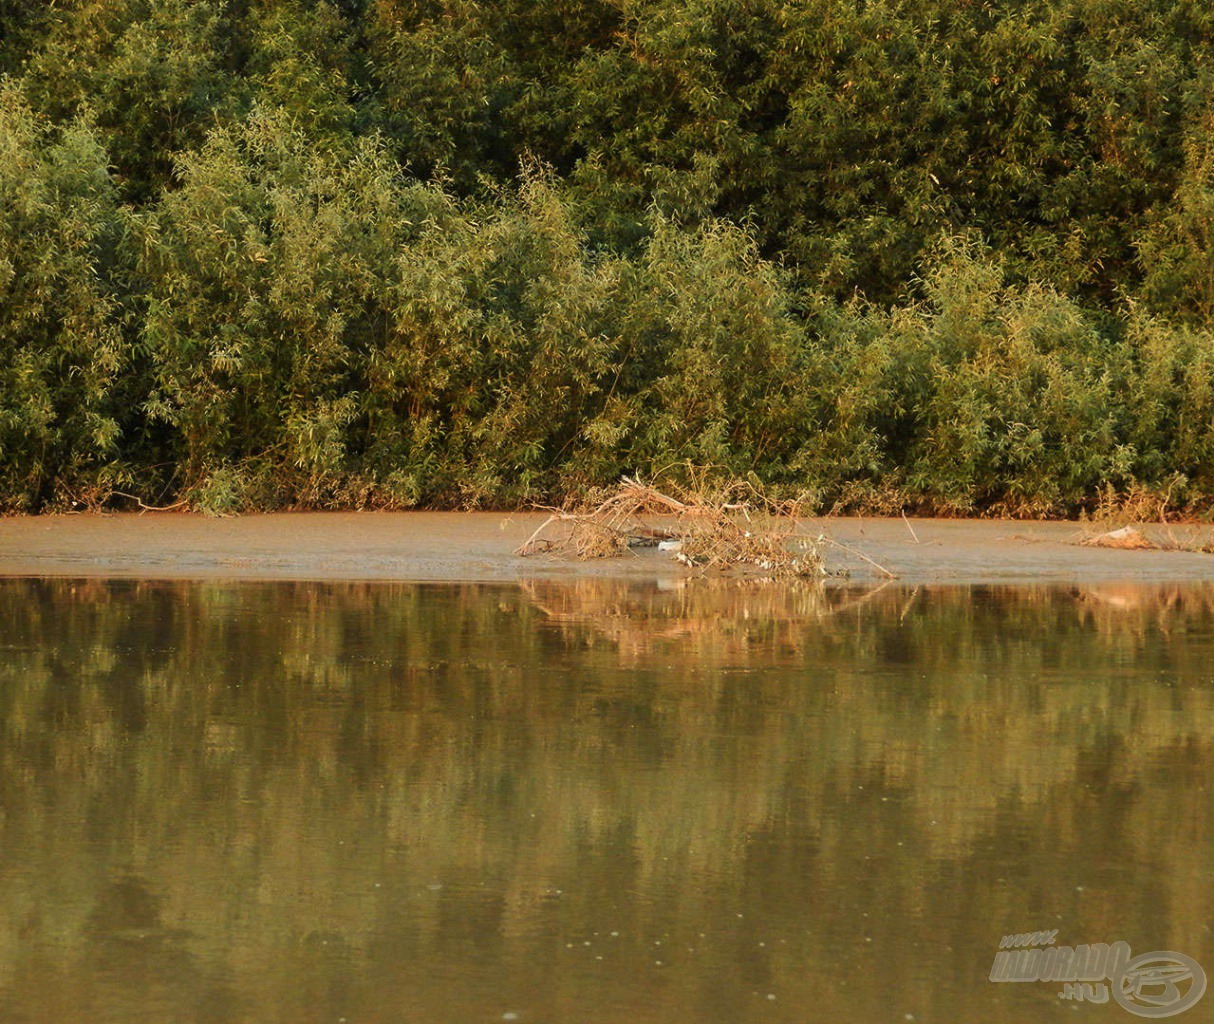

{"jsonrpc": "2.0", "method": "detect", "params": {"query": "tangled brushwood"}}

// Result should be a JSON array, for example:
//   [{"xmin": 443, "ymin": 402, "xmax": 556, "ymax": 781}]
[{"xmin": 516, "ymin": 477, "xmax": 832, "ymax": 578}]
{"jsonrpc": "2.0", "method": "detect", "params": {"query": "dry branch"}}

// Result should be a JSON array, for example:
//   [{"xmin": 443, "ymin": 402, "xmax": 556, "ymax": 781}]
[{"xmin": 517, "ymin": 476, "xmax": 836, "ymax": 578}]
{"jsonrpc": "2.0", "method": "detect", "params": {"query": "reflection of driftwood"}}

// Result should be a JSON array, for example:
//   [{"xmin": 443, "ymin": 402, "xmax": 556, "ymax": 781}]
[
  {"xmin": 519, "ymin": 577, "xmax": 907, "ymax": 665},
  {"xmin": 521, "ymin": 579, "xmax": 1214, "ymax": 677},
  {"xmin": 517, "ymin": 477, "xmax": 830, "ymax": 578}
]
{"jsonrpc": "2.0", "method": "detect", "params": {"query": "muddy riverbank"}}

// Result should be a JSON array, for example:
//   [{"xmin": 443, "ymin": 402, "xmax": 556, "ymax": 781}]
[{"xmin": 1, "ymin": 511, "xmax": 1213, "ymax": 585}]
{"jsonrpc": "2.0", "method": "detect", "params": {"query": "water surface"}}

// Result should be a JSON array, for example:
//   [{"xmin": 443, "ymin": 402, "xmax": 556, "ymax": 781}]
[{"xmin": 1, "ymin": 579, "xmax": 1211, "ymax": 1023}]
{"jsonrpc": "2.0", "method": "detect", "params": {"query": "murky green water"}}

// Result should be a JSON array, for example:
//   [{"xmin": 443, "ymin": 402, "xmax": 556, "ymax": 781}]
[{"xmin": 0, "ymin": 578, "xmax": 1211, "ymax": 1023}]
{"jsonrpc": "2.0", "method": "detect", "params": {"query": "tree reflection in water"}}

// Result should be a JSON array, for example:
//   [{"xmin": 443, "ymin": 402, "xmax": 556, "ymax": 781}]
[{"xmin": 0, "ymin": 578, "xmax": 1211, "ymax": 1023}]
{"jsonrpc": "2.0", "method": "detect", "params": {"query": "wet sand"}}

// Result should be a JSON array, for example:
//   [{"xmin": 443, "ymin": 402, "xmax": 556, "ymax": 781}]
[{"xmin": 1, "ymin": 511, "xmax": 1213, "ymax": 585}]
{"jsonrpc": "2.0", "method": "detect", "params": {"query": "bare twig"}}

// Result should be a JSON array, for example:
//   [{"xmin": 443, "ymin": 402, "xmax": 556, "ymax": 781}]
[
  {"xmin": 822, "ymin": 537, "xmax": 898, "ymax": 579},
  {"xmin": 110, "ymin": 491, "xmax": 190, "ymax": 513}
]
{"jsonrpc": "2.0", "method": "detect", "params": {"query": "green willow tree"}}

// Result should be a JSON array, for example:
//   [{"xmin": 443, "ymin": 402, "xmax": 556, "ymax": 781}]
[
  {"xmin": 19, "ymin": 0, "xmax": 238, "ymax": 201},
  {"xmin": 0, "ymin": 89, "xmax": 129, "ymax": 509},
  {"xmin": 2, "ymin": 0, "xmax": 1214, "ymax": 512},
  {"xmin": 134, "ymin": 110, "xmax": 421, "ymax": 509}
]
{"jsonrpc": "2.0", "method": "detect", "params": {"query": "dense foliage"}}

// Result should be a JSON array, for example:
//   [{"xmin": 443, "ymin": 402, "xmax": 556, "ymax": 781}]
[{"xmin": 3, "ymin": 0, "xmax": 1214, "ymax": 513}]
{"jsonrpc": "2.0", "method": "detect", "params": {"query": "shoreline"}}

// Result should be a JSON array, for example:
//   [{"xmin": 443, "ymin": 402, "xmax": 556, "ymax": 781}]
[{"xmin": 1, "ymin": 511, "xmax": 1213, "ymax": 586}]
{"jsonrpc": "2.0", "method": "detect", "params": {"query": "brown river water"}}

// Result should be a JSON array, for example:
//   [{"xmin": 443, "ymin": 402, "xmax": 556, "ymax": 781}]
[{"xmin": 0, "ymin": 578, "xmax": 1211, "ymax": 1023}]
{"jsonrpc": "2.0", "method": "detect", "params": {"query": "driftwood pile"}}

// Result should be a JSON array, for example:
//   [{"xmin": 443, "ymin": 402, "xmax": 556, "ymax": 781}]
[{"xmin": 516, "ymin": 477, "xmax": 828, "ymax": 578}]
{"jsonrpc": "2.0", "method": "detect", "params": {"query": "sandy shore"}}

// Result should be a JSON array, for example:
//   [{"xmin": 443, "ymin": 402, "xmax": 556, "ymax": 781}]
[{"xmin": 1, "ymin": 511, "xmax": 1213, "ymax": 585}]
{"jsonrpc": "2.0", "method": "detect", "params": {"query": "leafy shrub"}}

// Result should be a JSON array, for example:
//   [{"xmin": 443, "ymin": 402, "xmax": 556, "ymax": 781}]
[
  {"xmin": 0, "ymin": 88, "xmax": 129, "ymax": 510},
  {"xmin": 5, "ymin": 0, "xmax": 1214, "ymax": 515}
]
